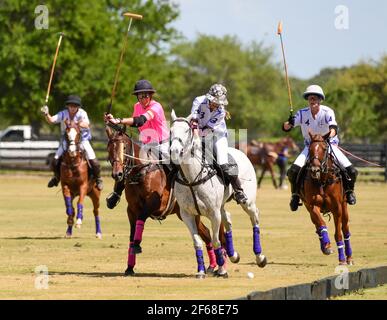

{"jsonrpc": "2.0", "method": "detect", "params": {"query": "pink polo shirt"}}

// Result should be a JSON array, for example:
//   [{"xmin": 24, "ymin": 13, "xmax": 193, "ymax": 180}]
[{"xmin": 132, "ymin": 100, "xmax": 169, "ymax": 144}]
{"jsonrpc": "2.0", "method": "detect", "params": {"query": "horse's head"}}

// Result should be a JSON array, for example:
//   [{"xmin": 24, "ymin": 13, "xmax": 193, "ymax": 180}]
[
  {"xmin": 308, "ymin": 132, "xmax": 329, "ymax": 180},
  {"xmin": 106, "ymin": 126, "xmax": 129, "ymax": 182},
  {"xmin": 170, "ymin": 110, "xmax": 194, "ymax": 164},
  {"xmin": 64, "ymin": 119, "xmax": 81, "ymax": 158}
]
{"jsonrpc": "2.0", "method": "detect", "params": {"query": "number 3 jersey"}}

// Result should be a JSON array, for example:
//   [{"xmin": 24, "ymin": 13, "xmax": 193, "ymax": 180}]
[{"xmin": 191, "ymin": 95, "xmax": 227, "ymax": 137}]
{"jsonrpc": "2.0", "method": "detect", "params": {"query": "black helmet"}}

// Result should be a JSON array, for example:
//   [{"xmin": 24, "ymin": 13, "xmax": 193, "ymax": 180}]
[
  {"xmin": 65, "ymin": 95, "xmax": 82, "ymax": 107},
  {"xmin": 132, "ymin": 79, "xmax": 156, "ymax": 95}
]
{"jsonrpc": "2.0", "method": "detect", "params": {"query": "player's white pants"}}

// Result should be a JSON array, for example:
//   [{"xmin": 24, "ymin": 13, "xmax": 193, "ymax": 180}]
[{"xmin": 54, "ymin": 140, "xmax": 96, "ymax": 160}]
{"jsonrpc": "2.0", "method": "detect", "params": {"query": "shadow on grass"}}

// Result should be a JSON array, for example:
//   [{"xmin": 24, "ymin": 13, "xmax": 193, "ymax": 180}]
[
  {"xmin": 49, "ymin": 271, "xmax": 196, "ymax": 278},
  {"xmin": 240, "ymin": 261, "xmax": 328, "ymax": 267}
]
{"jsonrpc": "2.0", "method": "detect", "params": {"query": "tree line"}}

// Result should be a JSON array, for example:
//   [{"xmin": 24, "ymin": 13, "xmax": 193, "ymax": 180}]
[{"xmin": 0, "ymin": 0, "xmax": 386, "ymax": 143}]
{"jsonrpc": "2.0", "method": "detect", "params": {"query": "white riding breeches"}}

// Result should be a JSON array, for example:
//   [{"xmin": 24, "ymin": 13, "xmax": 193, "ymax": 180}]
[
  {"xmin": 214, "ymin": 136, "xmax": 229, "ymax": 166},
  {"xmin": 294, "ymin": 144, "xmax": 352, "ymax": 168},
  {"xmin": 54, "ymin": 140, "xmax": 96, "ymax": 160}
]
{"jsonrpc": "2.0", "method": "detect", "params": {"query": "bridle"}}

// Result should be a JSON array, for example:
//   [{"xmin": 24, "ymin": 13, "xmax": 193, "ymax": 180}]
[{"xmin": 170, "ymin": 118, "xmax": 194, "ymax": 158}]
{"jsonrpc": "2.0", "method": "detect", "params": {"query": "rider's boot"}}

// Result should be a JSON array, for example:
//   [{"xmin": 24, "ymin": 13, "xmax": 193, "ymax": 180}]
[
  {"xmin": 106, "ymin": 179, "xmax": 125, "ymax": 209},
  {"xmin": 89, "ymin": 159, "xmax": 103, "ymax": 191},
  {"xmin": 48, "ymin": 158, "xmax": 61, "ymax": 188},
  {"xmin": 287, "ymin": 164, "xmax": 302, "ymax": 212},
  {"xmin": 343, "ymin": 165, "xmax": 358, "ymax": 205},
  {"xmin": 220, "ymin": 164, "xmax": 248, "ymax": 205}
]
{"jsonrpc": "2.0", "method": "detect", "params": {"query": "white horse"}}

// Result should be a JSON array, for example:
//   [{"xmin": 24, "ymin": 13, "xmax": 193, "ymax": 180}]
[{"xmin": 170, "ymin": 111, "xmax": 267, "ymax": 278}]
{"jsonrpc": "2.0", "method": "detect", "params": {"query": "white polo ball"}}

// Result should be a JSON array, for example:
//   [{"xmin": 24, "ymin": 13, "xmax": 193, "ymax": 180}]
[{"xmin": 247, "ymin": 272, "xmax": 254, "ymax": 279}]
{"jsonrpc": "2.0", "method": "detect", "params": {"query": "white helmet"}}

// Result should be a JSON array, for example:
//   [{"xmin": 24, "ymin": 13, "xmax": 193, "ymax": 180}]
[
  {"xmin": 206, "ymin": 83, "xmax": 228, "ymax": 106},
  {"xmin": 303, "ymin": 85, "xmax": 325, "ymax": 101}
]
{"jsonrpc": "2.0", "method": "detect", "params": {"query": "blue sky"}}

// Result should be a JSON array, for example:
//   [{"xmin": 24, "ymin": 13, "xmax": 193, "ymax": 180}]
[{"xmin": 171, "ymin": 0, "xmax": 387, "ymax": 79}]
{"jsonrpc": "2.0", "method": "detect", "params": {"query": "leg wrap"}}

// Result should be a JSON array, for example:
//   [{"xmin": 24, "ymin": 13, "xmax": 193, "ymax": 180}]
[
  {"xmin": 225, "ymin": 231, "xmax": 235, "ymax": 257},
  {"xmin": 316, "ymin": 226, "xmax": 330, "ymax": 252},
  {"xmin": 65, "ymin": 196, "xmax": 73, "ymax": 216},
  {"xmin": 337, "ymin": 241, "xmax": 345, "ymax": 262},
  {"xmin": 344, "ymin": 232, "xmax": 352, "ymax": 257},
  {"xmin": 195, "ymin": 248, "xmax": 206, "ymax": 273},
  {"xmin": 133, "ymin": 220, "xmax": 145, "ymax": 244},
  {"xmin": 214, "ymin": 247, "xmax": 225, "ymax": 267},
  {"xmin": 253, "ymin": 226, "xmax": 262, "ymax": 255},
  {"xmin": 95, "ymin": 216, "xmax": 101, "ymax": 234},
  {"xmin": 76, "ymin": 203, "xmax": 83, "ymax": 220},
  {"xmin": 206, "ymin": 244, "xmax": 217, "ymax": 268},
  {"xmin": 127, "ymin": 241, "xmax": 136, "ymax": 268}
]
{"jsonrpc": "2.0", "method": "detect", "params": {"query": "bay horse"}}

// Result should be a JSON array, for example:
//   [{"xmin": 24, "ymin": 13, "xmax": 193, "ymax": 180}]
[
  {"xmin": 243, "ymin": 137, "xmax": 299, "ymax": 189},
  {"xmin": 105, "ymin": 125, "xmax": 224, "ymax": 276},
  {"xmin": 61, "ymin": 120, "xmax": 102, "ymax": 238},
  {"xmin": 299, "ymin": 132, "xmax": 353, "ymax": 265},
  {"xmin": 170, "ymin": 111, "xmax": 267, "ymax": 278}
]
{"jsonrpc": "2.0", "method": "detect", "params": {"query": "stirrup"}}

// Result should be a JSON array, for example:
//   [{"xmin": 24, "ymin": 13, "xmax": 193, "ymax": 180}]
[
  {"xmin": 106, "ymin": 192, "xmax": 121, "ymax": 209},
  {"xmin": 47, "ymin": 176, "xmax": 59, "ymax": 188}
]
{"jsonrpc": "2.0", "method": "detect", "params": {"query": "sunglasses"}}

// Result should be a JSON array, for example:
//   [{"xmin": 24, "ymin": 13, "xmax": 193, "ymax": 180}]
[{"xmin": 137, "ymin": 93, "xmax": 151, "ymax": 99}]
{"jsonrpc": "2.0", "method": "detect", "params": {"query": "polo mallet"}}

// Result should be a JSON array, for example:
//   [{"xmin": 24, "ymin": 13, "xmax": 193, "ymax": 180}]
[
  {"xmin": 277, "ymin": 21, "xmax": 293, "ymax": 116},
  {"xmin": 106, "ymin": 12, "xmax": 143, "ymax": 115},
  {"xmin": 45, "ymin": 32, "xmax": 65, "ymax": 105}
]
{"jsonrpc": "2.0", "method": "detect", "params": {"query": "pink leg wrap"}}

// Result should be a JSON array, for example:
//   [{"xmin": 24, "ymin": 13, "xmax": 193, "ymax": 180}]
[
  {"xmin": 134, "ymin": 220, "xmax": 145, "ymax": 242},
  {"xmin": 127, "ymin": 241, "xmax": 136, "ymax": 267},
  {"xmin": 206, "ymin": 244, "xmax": 217, "ymax": 268}
]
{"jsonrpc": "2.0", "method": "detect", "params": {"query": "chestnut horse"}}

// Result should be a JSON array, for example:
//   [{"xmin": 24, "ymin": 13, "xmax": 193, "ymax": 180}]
[
  {"xmin": 299, "ymin": 133, "xmax": 353, "ymax": 265},
  {"xmin": 60, "ymin": 120, "xmax": 102, "ymax": 239},
  {"xmin": 242, "ymin": 137, "xmax": 299, "ymax": 189},
  {"xmin": 106, "ymin": 126, "xmax": 225, "ymax": 276}
]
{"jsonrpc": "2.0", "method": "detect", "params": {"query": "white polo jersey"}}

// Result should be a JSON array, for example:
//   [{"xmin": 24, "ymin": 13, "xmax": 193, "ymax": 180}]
[
  {"xmin": 52, "ymin": 108, "xmax": 91, "ymax": 141},
  {"xmin": 293, "ymin": 105, "xmax": 339, "ymax": 146},
  {"xmin": 191, "ymin": 95, "xmax": 227, "ymax": 137}
]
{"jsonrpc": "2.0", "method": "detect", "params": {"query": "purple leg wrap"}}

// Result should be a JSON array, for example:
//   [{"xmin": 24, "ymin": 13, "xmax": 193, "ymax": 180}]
[
  {"xmin": 344, "ymin": 232, "xmax": 352, "ymax": 257},
  {"xmin": 337, "ymin": 241, "xmax": 345, "ymax": 262},
  {"xmin": 214, "ymin": 247, "xmax": 225, "ymax": 267},
  {"xmin": 316, "ymin": 226, "xmax": 330, "ymax": 252},
  {"xmin": 76, "ymin": 203, "xmax": 83, "ymax": 220},
  {"xmin": 225, "ymin": 231, "xmax": 235, "ymax": 257},
  {"xmin": 66, "ymin": 226, "xmax": 72, "ymax": 235},
  {"xmin": 195, "ymin": 248, "xmax": 205, "ymax": 273},
  {"xmin": 65, "ymin": 196, "xmax": 73, "ymax": 216},
  {"xmin": 253, "ymin": 226, "xmax": 262, "ymax": 254},
  {"xmin": 95, "ymin": 216, "xmax": 101, "ymax": 234}
]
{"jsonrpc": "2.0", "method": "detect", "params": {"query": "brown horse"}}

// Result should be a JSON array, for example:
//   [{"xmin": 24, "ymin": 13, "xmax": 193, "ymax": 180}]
[
  {"xmin": 106, "ymin": 126, "xmax": 225, "ymax": 276},
  {"xmin": 242, "ymin": 137, "xmax": 299, "ymax": 189},
  {"xmin": 61, "ymin": 120, "xmax": 102, "ymax": 238},
  {"xmin": 299, "ymin": 133, "xmax": 353, "ymax": 265}
]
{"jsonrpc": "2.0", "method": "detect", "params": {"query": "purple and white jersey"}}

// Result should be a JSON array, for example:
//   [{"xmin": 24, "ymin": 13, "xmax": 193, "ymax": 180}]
[
  {"xmin": 51, "ymin": 108, "xmax": 91, "ymax": 141},
  {"xmin": 293, "ymin": 105, "xmax": 339, "ymax": 146},
  {"xmin": 191, "ymin": 95, "xmax": 227, "ymax": 137}
]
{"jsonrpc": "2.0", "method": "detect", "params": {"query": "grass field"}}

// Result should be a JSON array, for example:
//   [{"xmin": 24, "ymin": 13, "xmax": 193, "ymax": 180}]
[{"xmin": 0, "ymin": 173, "xmax": 386, "ymax": 300}]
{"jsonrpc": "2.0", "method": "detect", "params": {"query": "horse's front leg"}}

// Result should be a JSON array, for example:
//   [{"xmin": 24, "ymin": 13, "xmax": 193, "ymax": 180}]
[
  {"xmin": 62, "ymin": 185, "xmax": 74, "ymax": 238},
  {"xmin": 75, "ymin": 183, "xmax": 88, "ymax": 229},
  {"xmin": 125, "ymin": 209, "xmax": 137, "ymax": 276},
  {"xmin": 209, "ymin": 210, "xmax": 228, "ymax": 278},
  {"xmin": 332, "ymin": 205, "xmax": 346, "ymax": 265},
  {"xmin": 181, "ymin": 211, "xmax": 206, "ymax": 279},
  {"xmin": 268, "ymin": 162, "xmax": 278, "ymax": 189},
  {"xmin": 195, "ymin": 216, "xmax": 217, "ymax": 274},
  {"xmin": 341, "ymin": 202, "xmax": 353, "ymax": 265},
  {"xmin": 306, "ymin": 203, "xmax": 333, "ymax": 255},
  {"xmin": 220, "ymin": 207, "xmax": 240, "ymax": 264},
  {"xmin": 89, "ymin": 187, "xmax": 102, "ymax": 239},
  {"xmin": 131, "ymin": 210, "xmax": 149, "ymax": 255}
]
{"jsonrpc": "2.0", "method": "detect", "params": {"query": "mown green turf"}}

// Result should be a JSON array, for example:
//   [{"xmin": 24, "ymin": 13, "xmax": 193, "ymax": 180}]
[{"xmin": 0, "ymin": 174, "xmax": 386, "ymax": 299}]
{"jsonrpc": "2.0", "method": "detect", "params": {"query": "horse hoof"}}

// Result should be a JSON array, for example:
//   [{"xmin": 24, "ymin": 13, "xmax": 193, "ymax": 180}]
[
  {"xmin": 196, "ymin": 272, "xmax": 206, "ymax": 279},
  {"xmin": 65, "ymin": 233, "xmax": 72, "ymax": 239},
  {"xmin": 75, "ymin": 219, "xmax": 82, "ymax": 228},
  {"xmin": 124, "ymin": 267, "xmax": 135, "ymax": 276},
  {"xmin": 256, "ymin": 255, "xmax": 267, "ymax": 268},
  {"xmin": 96, "ymin": 233, "xmax": 102, "ymax": 239},
  {"xmin": 339, "ymin": 260, "xmax": 347, "ymax": 265},
  {"xmin": 347, "ymin": 258, "xmax": 354, "ymax": 266},
  {"xmin": 229, "ymin": 252, "xmax": 240, "ymax": 264},
  {"xmin": 322, "ymin": 247, "xmax": 334, "ymax": 255},
  {"xmin": 216, "ymin": 272, "xmax": 229, "ymax": 279},
  {"xmin": 206, "ymin": 266, "xmax": 216, "ymax": 275}
]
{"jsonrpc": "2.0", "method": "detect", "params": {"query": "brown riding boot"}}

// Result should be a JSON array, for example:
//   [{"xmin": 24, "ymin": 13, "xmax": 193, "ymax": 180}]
[
  {"xmin": 89, "ymin": 159, "xmax": 103, "ymax": 190},
  {"xmin": 48, "ymin": 158, "xmax": 61, "ymax": 188}
]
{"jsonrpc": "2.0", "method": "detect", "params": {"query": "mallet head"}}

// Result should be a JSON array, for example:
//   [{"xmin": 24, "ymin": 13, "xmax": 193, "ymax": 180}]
[{"xmin": 123, "ymin": 12, "xmax": 143, "ymax": 20}]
